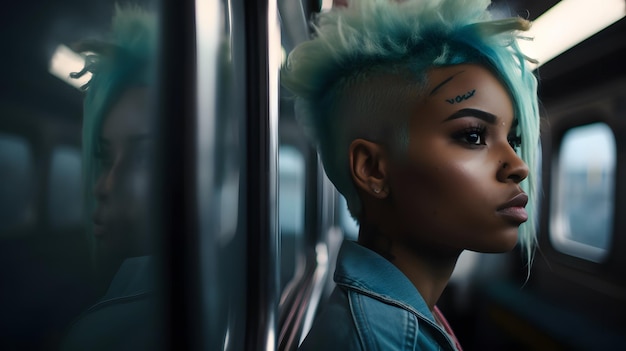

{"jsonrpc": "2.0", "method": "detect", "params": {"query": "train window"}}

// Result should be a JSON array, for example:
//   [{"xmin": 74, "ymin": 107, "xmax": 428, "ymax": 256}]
[
  {"xmin": 338, "ymin": 195, "xmax": 358, "ymax": 240},
  {"xmin": 48, "ymin": 146, "xmax": 83, "ymax": 228},
  {"xmin": 551, "ymin": 122, "xmax": 615, "ymax": 262},
  {"xmin": 279, "ymin": 145, "xmax": 306, "ymax": 291},
  {"xmin": 0, "ymin": 133, "xmax": 34, "ymax": 235}
]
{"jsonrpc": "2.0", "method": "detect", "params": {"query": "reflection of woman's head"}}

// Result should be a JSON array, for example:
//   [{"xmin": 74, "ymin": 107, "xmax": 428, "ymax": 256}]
[
  {"xmin": 74, "ymin": 5, "xmax": 157, "ymax": 261},
  {"xmin": 282, "ymin": 0, "xmax": 539, "ymax": 261}
]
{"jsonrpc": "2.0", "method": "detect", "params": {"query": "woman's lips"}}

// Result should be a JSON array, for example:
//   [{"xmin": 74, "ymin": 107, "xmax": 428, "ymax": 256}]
[
  {"xmin": 497, "ymin": 206, "xmax": 528, "ymax": 223},
  {"xmin": 497, "ymin": 193, "xmax": 528, "ymax": 224},
  {"xmin": 92, "ymin": 212, "xmax": 106, "ymax": 237}
]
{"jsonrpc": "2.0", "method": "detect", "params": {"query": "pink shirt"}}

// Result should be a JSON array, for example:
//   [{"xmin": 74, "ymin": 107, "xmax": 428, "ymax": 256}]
[{"xmin": 433, "ymin": 306, "xmax": 464, "ymax": 351}]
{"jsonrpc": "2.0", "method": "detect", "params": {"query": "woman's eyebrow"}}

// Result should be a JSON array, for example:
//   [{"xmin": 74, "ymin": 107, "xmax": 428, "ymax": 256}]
[{"xmin": 442, "ymin": 108, "xmax": 497, "ymax": 124}]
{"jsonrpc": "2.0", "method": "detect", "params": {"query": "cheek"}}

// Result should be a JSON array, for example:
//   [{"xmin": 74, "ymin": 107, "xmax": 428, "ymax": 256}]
[
  {"xmin": 108, "ymin": 170, "xmax": 152, "ymax": 253},
  {"xmin": 388, "ymin": 147, "xmax": 519, "ymax": 252},
  {"xmin": 129, "ymin": 168, "xmax": 151, "ymax": 201},
  {"xmin": 122, "ymin": 168, "xmax": 151, "ymax": 217},
  {"xmin": 107, "ymin": 167, "xmax": 151, "ymax": 222},
  {"xmin": 390, "ymin": 157, "xmax": 494, "ymax": 233},
  {"xmin": 391, "ymin": 164, "xmax": 446, "ymax": 222}
]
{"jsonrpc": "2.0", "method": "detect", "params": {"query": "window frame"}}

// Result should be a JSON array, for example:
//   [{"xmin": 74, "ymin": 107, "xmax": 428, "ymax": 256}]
[
  {"xmin": 549, "ymin": 121, "xmax": 616, "ymax": 263},
  {"xmin": 540, "ymin": 99, "xmax": 624, "ymax": 280}
]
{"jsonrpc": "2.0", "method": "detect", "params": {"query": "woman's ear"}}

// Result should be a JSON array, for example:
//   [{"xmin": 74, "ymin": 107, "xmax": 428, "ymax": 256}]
[{"xmin": 349, "ymin": 139, "xmax": 389, "ymax": 198}]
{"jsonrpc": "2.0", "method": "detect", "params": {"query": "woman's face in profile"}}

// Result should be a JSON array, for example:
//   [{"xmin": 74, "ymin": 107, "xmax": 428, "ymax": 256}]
[
  {"xmin": 92, "ymin": 87, "xmax": 154, "ymax": 259},
  {"xmin": 388, "ymin": 64, "xmax": 529, "ymax": 255}
]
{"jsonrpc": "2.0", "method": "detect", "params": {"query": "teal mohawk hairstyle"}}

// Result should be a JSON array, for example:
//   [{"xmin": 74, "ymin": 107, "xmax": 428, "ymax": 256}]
[{"xmin": 281, "ymin": 0, "xmax": 540, "ymax": 264}]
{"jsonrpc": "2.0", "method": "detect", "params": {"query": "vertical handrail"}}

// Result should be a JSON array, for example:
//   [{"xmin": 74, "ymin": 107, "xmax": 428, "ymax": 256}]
[
  {"xmin": 245, "ymin": 0, "xmax": 281, "ymax": 350},
  {"xmin": 156, "ymin": 0, "xmax": 201, "ymax": 349}
]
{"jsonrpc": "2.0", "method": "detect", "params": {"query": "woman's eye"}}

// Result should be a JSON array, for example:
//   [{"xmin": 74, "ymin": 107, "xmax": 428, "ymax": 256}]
[
  {"xmin": 129, "ymin": 149, "xmax": 151, "ymax": 167},
  {"xmin": 465, "ymin": 132, "xmax": 483, "ymax": 145},
  {"xmin": 508, "ymin": 135, "xmax": 522, "ymax": 150},
  {"xmin": 125, "ymin": 143, "xmax": 154, "ymax": 167},
  {"xmin": 454, "ymin": 127, "xmax": 486, "ymax": 146}
]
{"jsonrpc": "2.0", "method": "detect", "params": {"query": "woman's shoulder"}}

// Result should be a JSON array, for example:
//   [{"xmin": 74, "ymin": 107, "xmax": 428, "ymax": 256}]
[
  {"xmin": 299, "ymin": 286, "xmax": 362, "ymax": 350},
  {"xmin": 300, "ymin": 283, "xmax": 459, "ymax": 350},
  {"xmin": 299, "ymin": 284, "xmax": 450, "ymax": 351}
]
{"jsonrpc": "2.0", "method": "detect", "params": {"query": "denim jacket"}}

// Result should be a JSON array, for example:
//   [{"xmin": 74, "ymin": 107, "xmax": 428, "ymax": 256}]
[
  {"xmin": 299, "ymin": 240, "xmax": 460, "ymax": 351},
  {"xmin": 62, "ymin": 256, "xmax": 162, "ymax": 351}
]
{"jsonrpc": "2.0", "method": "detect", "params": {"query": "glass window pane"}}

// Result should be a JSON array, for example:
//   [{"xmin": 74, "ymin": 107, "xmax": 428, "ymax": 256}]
[
  {"xmin": 48, "ymin": 146, "xmax": 83, "ymax": 228},
  {"xmin": 279, "ymin": 145, "xmax": 306, "ymax": 292},
  {"xmin": 551, "ymin": 122, "xmax": 615, "ymax": 262},
  {"xmin": 338, "ymin": 195, "xmax": 359, "ymax": 240},
  {"xmin": 0, "ymin": 133, "xmax": 35, "ymax": 235},
  {"xmin": 0, "ymin": 2, "xmax": 166, "ymax": 350}
]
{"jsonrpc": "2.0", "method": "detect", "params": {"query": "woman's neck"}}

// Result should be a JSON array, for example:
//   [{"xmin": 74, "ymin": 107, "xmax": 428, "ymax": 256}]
[
  {"xmin": 358, "ymin": 221, "xmax": 460, "ymax": 311},
  {"xmin": 391, "ymin": 244, "xmax": 459, "ymax": 310}
]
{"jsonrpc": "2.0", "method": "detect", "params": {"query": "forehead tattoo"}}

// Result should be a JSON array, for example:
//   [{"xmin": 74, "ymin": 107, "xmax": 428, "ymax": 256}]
[
  {"xmin": 446, "ymin": 89, "xmax": 476, "ymax": 104},
  {"xmin": 428, "ymin": 70, "xmax": 478, "ymax": 105},
  {"xmin": 429, "ymin": 71, "xmax": 465, "ymax": 96}
]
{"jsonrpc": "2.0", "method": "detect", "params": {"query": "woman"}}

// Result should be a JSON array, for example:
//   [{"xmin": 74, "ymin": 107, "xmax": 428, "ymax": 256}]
[
  {"xmin": 62, "ymin": 5, "xmax": 162, "ymax": 350},
  {"xmin": 281, "ymin": 0, "xmax": 539, "ymax": 349}
]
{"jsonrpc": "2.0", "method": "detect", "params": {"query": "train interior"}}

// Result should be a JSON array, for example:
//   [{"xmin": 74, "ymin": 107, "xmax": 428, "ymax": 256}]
[{"xmin": 1, "ymin": 0, "xmax": 625, "ymax": 350}]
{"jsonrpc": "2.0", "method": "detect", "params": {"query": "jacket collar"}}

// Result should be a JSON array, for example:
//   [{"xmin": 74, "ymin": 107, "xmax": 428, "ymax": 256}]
[
  {"xmin": 102, "ymin": 255, "xmax": 155, "ymax": 301},
  {"xmin": 334, "ymin": 240, "xmax": 436, "ymax": 322}
]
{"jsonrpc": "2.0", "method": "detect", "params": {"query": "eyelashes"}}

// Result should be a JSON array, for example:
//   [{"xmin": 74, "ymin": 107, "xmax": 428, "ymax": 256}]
[
  {"xmin": 508, "ymin": 134, "xmax": 522, "ymax": 150},
  {"xmin": 93, "ymin": 145, "xmax": 153, "ymax": 171},
  {"xmin": 452, "ymin": 123, "xmax": 522, "ymax": 151},
  {"xmin": 452, "ymin": 124, "xmax": 486, "ymax": 146}
]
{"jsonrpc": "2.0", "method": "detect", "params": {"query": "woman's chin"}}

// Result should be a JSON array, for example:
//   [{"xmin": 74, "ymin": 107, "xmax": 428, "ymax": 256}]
[{"xmin": 470, "ymin": 229, "xmax": 519, "ymax": 253}]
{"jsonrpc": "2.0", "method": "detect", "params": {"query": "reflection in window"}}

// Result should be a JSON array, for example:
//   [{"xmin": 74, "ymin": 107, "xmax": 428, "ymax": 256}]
[
  {"xmin": 279, "ymin": 146, "xmax": 305, "ymax": 292},
  {"xmin": 48, "ymin": 146, "xmax": 83, "ymax": 228},
  {"xmin": 551, "ymin": 122, "xmax": 615, "ymax": 262},
  {"xmin": 0, "ymin": 133, "xmax": 34, "ymax": 234}
]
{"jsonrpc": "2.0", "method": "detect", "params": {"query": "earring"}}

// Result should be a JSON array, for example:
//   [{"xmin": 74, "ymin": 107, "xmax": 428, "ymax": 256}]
[{"xmin": 373, "ymin": 187, "xmax": 381, "ymax": 194}]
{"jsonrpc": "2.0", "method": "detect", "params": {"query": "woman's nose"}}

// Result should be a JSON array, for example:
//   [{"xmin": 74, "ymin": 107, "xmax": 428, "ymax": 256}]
[
  {"xmin": 496, "ymin": 145, "xmax": 529, "ymax": 184},
  {"xmin": 94, "ymin": 164, "xmax": 118, "ymax": 200}
]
